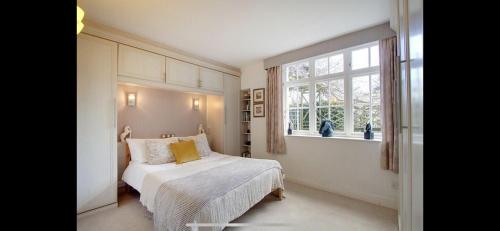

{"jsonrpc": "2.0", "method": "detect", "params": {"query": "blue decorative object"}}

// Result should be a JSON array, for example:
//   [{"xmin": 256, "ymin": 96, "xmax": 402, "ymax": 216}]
[
  {"xmin": 287, "ymin": 122, "xmax": 293, "ymax": 135},
  {"xmin": 319, "ymin": 120, "xmax": 335, "ymax": 137},
  {"xmin": 364, "ymin": 123, "xmax": 374, "ymax": 139}
]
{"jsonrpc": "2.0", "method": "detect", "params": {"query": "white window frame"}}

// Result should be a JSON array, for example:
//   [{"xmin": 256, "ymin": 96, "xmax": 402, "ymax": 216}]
[{"xmin": 282, "ymin": 41, "xmax": 381, "ymax": 138}]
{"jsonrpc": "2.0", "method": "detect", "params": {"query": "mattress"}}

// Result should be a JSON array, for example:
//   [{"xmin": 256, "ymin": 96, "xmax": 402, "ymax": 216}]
[{"xmin": 122, "ymin": 151, "xmax": 229, "ymax": 192}]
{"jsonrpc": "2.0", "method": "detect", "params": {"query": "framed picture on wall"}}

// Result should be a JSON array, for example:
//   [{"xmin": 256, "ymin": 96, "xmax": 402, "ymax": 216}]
[
  {"xmin": 253, "ymin": 88, "xmax": 265, "ymax": 103},
  {"xmin": 253, "ymin": 104, "xmax": 265, "ymax": 117}
]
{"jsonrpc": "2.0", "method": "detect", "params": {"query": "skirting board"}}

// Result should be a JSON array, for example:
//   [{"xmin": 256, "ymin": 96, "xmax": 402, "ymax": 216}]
[
  {"xmin": 284, "ymin": 177, "xmax": 397, "ymax": 210},
  {"xmin": 77, "ymin": 203, "xmax": 118, "ymax": 219}
]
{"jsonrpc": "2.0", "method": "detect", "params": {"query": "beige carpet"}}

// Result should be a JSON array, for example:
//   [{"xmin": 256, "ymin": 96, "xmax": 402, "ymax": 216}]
[{"xmin": 77, "ymin": 181, "xmax": 397, "ymax": 231}]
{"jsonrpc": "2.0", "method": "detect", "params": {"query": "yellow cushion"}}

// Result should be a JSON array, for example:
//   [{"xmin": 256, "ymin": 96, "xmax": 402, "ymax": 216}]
[{"xmin": 169, "ymin": 140, "xmax": 201, "ymax": 164}]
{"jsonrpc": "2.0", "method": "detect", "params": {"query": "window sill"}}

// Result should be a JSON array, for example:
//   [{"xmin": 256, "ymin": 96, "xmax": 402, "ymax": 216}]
[{"xmin": 285, "ymin": 134, "xmax": 381, "ymax": 142}]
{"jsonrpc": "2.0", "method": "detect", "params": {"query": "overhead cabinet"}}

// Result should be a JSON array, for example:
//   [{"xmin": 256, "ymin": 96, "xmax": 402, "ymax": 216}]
[
  {"xmin": 118, "ymin": 44, "xmax": 166, "ymax": 83},
  {"xmin": 166, "ymin": 58, "xmax": 200, "ymax": 88},
  {"xmin": 118, "ymin": 45, "xmax": 225, "ymax": 93},
  {"xmin": 200, "ymin": 67, "xmax": 224, "ymax": 92}
]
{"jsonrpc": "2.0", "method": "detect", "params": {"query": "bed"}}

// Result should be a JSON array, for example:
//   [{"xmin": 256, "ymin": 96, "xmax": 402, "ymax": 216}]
[{"xmin": 122, "ymin": 151, "xmax": 284, "ymax": 231}]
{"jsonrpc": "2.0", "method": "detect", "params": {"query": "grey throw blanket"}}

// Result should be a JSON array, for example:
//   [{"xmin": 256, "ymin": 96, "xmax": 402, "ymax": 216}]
[{"xmin": 153, "ymin": 158, "xmax": 282, "ymax": 231}]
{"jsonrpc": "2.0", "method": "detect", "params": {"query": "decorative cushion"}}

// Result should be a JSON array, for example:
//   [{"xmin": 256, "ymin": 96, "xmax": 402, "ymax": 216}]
[
  {"xmin": 126, "ymin": 138, "xmax": 177, "ymax": 163},
  {"xmin": 169, "ymin": 140, "xmax": 201, "ymax": 164},
  {"xmin": 179, "ymin": 133, "xmax": 211, "ymax": 157},
  {"xmin": 144, "ymin": 137, "xmax": 178, "ymax": 165}
]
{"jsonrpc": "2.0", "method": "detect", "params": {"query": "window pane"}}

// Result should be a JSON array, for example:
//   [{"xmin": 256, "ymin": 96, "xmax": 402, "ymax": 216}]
[
  {"xmin": 371, "ymin": 74, "xmax": 380, "ymax": 100},
  {"xmin": 329, "ymin": 79, "xmax": 344, "ymax": 106},
  {"xmin": 288, "ymin": 85, "xmax": 310, "ymax": 131},
  {"xmin": 315, "ymin": 58, "xmax": 328, "ymax": 76},
  {"xmin": 297, "ymin": 62, "xmax": 310, "ymax": 79},
  {"xmin": 351, "ymin": 48, "xmax": 369, "ymax": 70},
  {"xmin": 289, "ymin": 109, "xmax": 298, "ymax": 130},
  {"xmin": 299, "ymin": 108, "xmax": 309, "ymax": 130},
  {"xmin": 316, "ymin": 107, "xmax": 328, "ymax": 130},
  {"xmin": 371, "ymin": 104, "xmax": 381, "ymax": 132},
  {"xmin": 353, "ymin": 104, "xmax": 370, "ymax": 132},
  {"xmin": 287, "ymin": 65, "xmax": 297, "ymax": 81},
  {"xmin": 329, "ymin": 79, "xmax": 344, "ymax": 132},
  {"xmin": 329, "ymin": 54, "xmax": 344, "ymax": 74},
  {"xmin": 352, "ymin": 76, "xmax": 370, "ymax": 104},
  {"xmin": 298, "ymin": 85, "xmax": 310, "ymax": 107},
  {"xmin": 353, "ymin": 76, "xmax": 370, "ymax": 132},
  {"xmin": 371, "ymin": 74, "xmax": 381, "ymax": 131},
  {"xmin": 287, "ymin": 87, "xmax": 298, "ymax": 107},
  {"xmin": 330, "ymin": 106, "xmax": 344, "ymax": 131},
  {"xmin": 370, "ymin": 45, "xmax": 379, "ymax": 67},
  {"xmin": 315, "ymin": 82, "xmax": 328, "ymax": 106}
]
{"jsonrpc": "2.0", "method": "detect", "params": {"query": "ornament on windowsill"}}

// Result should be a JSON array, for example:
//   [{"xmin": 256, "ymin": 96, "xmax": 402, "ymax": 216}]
[
  {"xmin": 287, "ymin": 122, "xmax": 293, "ymax": 135},
  {"xmin": 319, "ymin": 120, "xmax": 334, "ymax": 137},
  {"xmin": 364, "ymin": 123, "xmax": 374, "ymax": 140}
]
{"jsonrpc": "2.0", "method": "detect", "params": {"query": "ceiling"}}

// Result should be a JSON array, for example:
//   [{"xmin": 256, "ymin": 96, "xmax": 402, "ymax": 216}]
[{"xmin": 78, "ymin": 0, "xmax": 391, "ymax": 69}]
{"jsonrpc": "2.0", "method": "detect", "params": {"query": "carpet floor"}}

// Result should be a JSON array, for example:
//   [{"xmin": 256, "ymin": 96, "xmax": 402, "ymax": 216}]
[{"xmin": 77, "ymin": 181, "xmax": 397, "ymax": 231}]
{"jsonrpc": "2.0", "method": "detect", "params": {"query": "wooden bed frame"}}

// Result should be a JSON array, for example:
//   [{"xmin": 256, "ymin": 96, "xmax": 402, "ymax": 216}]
[{"xmin": 122, "ymin": 142, "xmax": 284, "ymax": 200}]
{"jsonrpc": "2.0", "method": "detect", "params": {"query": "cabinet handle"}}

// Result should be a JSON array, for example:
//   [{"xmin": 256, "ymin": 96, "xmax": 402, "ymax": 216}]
[{"xmin": 224, "ymin": 105, "xmax": 227, "ymax": 124}]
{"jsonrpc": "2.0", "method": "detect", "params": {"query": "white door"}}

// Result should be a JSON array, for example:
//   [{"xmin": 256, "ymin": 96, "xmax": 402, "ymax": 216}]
[
  {"xmin": 200, "ymin": 67, "xmax": 224, "ymax": 92},
  {"xmin": 118, "ymin": 44, "xmax": 166, "ymax": 83},
  {"xmin": 223, "ymin": 74, "xmax": 240, "ymax": 155},
  {"xmin": 166, "ymin": 58, "xmax": 200, "ymax": 88},
  {"xmin": 408, "ymin": 0, "xmax": 423, "ymax": 230},
  {"xmin": 77, "ymin": 34, "xmax": 117, "ymax": 214},
  {"xmin": 399, "ymin": 0, "xmax": 423, "ymax": 230}
]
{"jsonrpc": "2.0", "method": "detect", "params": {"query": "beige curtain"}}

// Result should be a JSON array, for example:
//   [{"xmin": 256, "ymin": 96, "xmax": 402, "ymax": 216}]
[
  {"xmin": 380, "ymin": 36, "xmax": 400, "ymax": 173},
  {"xmin": 266, "ymin": 66, "xmax": 285, "ymax": 154}
]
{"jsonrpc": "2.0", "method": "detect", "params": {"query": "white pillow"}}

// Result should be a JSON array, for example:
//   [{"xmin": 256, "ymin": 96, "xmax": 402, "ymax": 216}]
[
  {"xmin": 179, "ymin": 133, "xmax": 211, "ymax": 157},
  {"xmin": 145, "ymin": 138, "xmax": 178, "ymax": 164},
  {"xmin": 126, "ymin": 138, "xmax": 178, "ymax": 163}
]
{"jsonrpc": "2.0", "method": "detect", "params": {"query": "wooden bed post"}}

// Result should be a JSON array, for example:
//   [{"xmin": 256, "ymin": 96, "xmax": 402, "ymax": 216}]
[
  {"xmin": 272, "ymin": 188, "xmax": 284, "ymax": 200},
  {"xmin": 124, "ymin": 142, "xmax": 132, "ymax": 193}
]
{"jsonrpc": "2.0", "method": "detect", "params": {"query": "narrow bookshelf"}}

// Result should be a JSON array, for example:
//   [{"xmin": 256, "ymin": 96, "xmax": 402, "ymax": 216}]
[{"xmin": 240, "ymin": 89, "xmax": 252, "ymax": 158}]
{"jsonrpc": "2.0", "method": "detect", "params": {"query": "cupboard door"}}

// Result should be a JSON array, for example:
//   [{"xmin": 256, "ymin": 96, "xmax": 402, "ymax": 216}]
[
  {"xmin": 200, "ymin": 67, "xmax": 223, "ymax": 92},
  {"xmin": 223, "ymin": 74, "xmax": 241, "ymax": 155},
  {"xmin": 118, "ymin": 44, "xmax": 166, "ymax": 83},
  {"xmin": 77, "ymin": 34, "xmax": 117, "ymax": 214},
  {"xmin": 166, "ymin": 58, "xmax": 200, "ymax": 88}
]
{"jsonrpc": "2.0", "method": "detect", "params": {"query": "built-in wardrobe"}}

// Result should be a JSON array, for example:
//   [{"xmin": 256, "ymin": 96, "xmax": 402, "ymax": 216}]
[{"xmin": 77, "ymin": 24, "xmax": 241, "ymax": 214}]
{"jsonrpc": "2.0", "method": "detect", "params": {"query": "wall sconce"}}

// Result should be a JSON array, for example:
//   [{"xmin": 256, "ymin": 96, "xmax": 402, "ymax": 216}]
[
  {"xmin": 193, "ymin": 97, "xmax": 199, "ymax": 111},
  {"xmin": 127, "ymin": 93, "xmax": 136, "ymax": 107}
]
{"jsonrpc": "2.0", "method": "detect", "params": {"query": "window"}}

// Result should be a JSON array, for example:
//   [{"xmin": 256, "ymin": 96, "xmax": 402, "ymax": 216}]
[
  {"xmin": 287, "ymin": 85, "xmax": 310, "ymax": 131},
  {"xmin": 283, "ymin": 41, "xmax": 380, "ymax": 138}
]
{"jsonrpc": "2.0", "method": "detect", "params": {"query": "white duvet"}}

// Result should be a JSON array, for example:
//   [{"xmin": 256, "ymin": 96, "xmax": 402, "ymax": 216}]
[
  {"xmin": 122, "ymin": 152, "xmax": 284, "ymax": 218},
  {"xmin": 122, "ymin": 152, "xmax": 230, "ymax": 194}
]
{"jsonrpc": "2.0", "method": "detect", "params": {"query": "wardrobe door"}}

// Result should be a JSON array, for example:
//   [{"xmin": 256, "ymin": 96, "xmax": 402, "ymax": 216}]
[
  {"xmin": 223, "ymin": 74, "xmax": 240, "ymax": 155},
  {"xmin": 77, "ymin": 34, "xmax": 117, "ymax": 214},
  {"xmin": 118, "ymin": 44, "xmax": 166, "ymax": 83}
]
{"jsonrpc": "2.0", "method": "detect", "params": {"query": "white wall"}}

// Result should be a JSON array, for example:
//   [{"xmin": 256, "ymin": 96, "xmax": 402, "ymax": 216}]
[{"xmin": 241, "ymin": 61, "xmax": 398, "ymax": 209}]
